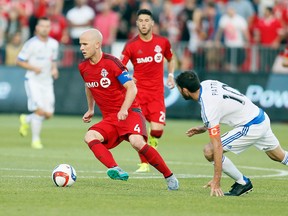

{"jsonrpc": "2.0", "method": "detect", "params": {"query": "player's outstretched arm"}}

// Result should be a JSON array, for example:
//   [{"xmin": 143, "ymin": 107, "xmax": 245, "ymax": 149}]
[{"xmin": 186, "ymin": 126, "xmax": 207, "ymax": 137}]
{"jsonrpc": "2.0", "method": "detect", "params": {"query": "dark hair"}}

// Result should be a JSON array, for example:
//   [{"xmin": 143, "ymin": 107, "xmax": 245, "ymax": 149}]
[
  {"xmin": 136, "ymin": 9, "xmax": 154, "ymax": 20},
  {"xmin": 175, "ymin": 70, "xmax": 201, "ymax": 93},
  {"xmin": 37, "ymin": 17, "xmax": 50, "ymax": 24},
  {"xmin": 266, "ymin": 7, "xmax": 273, "ymax": 14}
]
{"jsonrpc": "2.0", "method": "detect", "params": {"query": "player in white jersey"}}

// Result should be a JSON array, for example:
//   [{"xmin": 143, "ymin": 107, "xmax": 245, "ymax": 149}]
[
  {"xmin": 175, "ymin": 70, "xmax": 288, "ymax": 197},
  {"xmin": 16, "ymin": 17, "xmax": 59, "ymax": 149}
]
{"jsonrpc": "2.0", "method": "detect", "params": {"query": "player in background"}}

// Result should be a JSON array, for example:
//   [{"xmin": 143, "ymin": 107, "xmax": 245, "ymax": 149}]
[
  {"xmin": 121, "ymin": 9, "xmax": 175, "ymax": 173},
  {"xmin": 78, "ymin": 28, "xmax": 179, "ymax": 190},
  {"xmin": 175, "ymin": 70, "xmax": 288, "ymax": 196},
  {"xmin": 16, "ymin": 17, "xmax": 59, "ymax": 149}
]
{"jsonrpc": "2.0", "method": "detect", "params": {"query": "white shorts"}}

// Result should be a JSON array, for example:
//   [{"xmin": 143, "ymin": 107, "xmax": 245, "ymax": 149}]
[
  {"xmin": 24, "ymin": 78, "xmax": 55, "ymax": 114},
  {"xmin": 221, "ymin": 113, "xmax": 280, "ymax": 154}
]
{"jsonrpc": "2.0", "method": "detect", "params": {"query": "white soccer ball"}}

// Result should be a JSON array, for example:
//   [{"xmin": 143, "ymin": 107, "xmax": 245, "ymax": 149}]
[{"xmin": 52, "ymin": 164, "xmax": 77, "ymax": 187}]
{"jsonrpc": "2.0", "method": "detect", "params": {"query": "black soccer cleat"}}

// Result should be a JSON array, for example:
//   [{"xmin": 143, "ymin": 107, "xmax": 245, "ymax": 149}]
[{"xmin": 224, "ymin": 178, "xmax": 253, "ymax": 196}]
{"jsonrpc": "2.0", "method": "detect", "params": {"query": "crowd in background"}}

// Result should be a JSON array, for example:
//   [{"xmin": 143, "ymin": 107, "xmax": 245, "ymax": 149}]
[{"xmin": 0, "ymin": 0, "xmax": 287, "ymax": 73}]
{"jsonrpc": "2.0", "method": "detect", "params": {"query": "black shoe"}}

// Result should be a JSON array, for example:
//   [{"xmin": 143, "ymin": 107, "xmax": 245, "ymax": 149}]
[{"xmin": 224, "ymin": 178, "xmax": 253, "ymax": 196}]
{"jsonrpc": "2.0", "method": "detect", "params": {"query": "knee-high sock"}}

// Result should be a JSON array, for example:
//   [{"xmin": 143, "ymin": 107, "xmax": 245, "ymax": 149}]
[
  {"xmin": 281, "ymin": 151, "xmax": 288, "ymax": 165},
  {"xmin": 139, "ymin": 144, "xmax": 172, "ymax": 178},
  {"xmin": 138, "ymin": 152, "xmax": 149, "ymax": 163},
  {"xmin": 88, "ymin": 140, "xmax": 117, "ymax": 168},
  {"xmin": 138, "ymin": 130, "xmax": 163, "ymax": 164},
  {"xmin": 31, "ymin": 114, "xmax": 44, "ymax": 142},
  {"xmin": 222, "ymin": 156, "xmax": 246, "ymax": 184}
]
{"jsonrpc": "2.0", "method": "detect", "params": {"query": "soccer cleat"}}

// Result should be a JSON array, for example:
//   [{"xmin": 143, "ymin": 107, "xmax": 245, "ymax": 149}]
[
  {"xmin": 135, "ymin": 163, "xmax": 150, "ymax": 173},
  {"xmin": 19, "ymin": 114, "xmax": 29, "ymax": 137},
  {"xmin": 166, "ymin": 174, "xmax": 179, "ymax": 190},
  {"xmin": 31, "ymin": 140, "xmax": 43, "ymax": 149},
  {"xmin": 224, "ymin": 178, "xmax": 253, "ymax": 196},
  {"xmin": 107, "ymin": 166, "xmax": 129, "ymax": 181},
  {"xmin": 148, "ymin": 134, "xmax": 159, "ymax": 149}
]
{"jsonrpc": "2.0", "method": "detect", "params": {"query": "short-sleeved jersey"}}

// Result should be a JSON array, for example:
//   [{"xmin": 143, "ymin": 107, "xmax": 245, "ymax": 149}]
[
  {"xmin": 17, "ymin": 36, "xmax": 59, "ymax": 84},
  {"xmin": 78, "ymin": 53, "xmax": 140, "ymax": 118},
  {"xmin": 199, "ymin": 80, "xmax": 260, "ymax": 129},
  {"xmin": 121, "ymin": 34, "xmax": 173, "ymax": 95}
]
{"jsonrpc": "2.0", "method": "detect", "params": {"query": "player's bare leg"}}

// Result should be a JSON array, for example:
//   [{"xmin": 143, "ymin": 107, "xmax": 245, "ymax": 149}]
[{"xmin": 266, "ymin": 145, "xmax": 288, "ymax": 165}]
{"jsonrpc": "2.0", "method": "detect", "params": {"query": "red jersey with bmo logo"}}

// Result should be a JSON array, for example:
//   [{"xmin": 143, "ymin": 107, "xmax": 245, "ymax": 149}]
[
  {"xmin": 78, "ymin": 53, "xmax": 140, "ymax": 118},
  {"xmin": 121, "ymin": 34, "xmax": 173, "ymax": 96}
]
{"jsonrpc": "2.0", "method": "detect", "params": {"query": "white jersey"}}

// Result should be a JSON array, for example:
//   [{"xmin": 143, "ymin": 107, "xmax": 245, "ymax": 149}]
[
  {"xmin": 199, "ymin": 80, "xmax": 260, "ymax": 129},
  {"xmin": 66, "ymin": 5, "xmax": 95, "ymax": 39},
  {"xmin": 17, "ymin": 36, "xmax": 59, "ymax": 85},
  {"xmin": 218, "ymin": 14, "xmax": 247, "ymax": 47}
]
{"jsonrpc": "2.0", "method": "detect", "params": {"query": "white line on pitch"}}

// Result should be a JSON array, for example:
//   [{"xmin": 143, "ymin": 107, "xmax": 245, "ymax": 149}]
[{"xmin": 1, "ymin": 163, "xmax": 288, "ymax": 179}]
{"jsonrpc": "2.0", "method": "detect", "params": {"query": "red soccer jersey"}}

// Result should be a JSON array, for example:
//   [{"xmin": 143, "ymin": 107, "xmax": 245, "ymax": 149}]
[
  {"xmin": 78, "ymin": 53, "xmax": 140, "ymax": 118},
  {"xmin": 121, "ymin": 34, "xmax": 173, "ymax": 95},
  {"xmin": 255, "ymin": 18, "xmax": 283, "ymax": 45}
]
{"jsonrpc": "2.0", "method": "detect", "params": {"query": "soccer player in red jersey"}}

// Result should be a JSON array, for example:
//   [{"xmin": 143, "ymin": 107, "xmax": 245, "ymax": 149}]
[
  {"xmin": 78, "ymin": 28, "xmax": 179, "ymax": 190},
  {"xmin": 121, "ymin": 9, "xmax": 176, "ymax": 173}
]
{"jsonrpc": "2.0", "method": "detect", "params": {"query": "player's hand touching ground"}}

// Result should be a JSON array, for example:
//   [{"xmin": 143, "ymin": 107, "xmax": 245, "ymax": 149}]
[
  {"xmin": 204, "ymin": 179, "xmax": 224, "ymax": 197},
  {"xmin": 186, "ymin": 126, "xmax": 207, "ymax": 137}
]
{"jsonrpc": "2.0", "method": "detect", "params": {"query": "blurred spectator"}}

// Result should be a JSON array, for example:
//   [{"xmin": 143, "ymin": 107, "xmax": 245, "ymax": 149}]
[
  {"xmin": 0, "ymin": 3, "xmax": 7, "ymax": 63},
  {"xmin": 46, "ymin": 2, "xmax": 69, "ymax": 44},
  {"xmin": 6, "ymin": 6, "xmax": 22, "ymax": 41},
  {"xmin": 177, "ymin": 0, "xmax": 198, "ymax": 42},
  {"xmin": 213, "ymin": 0, "xmax": 228, "ymax": 14},
  {"xmin": 170, "ymin": 0, "xmax": 185, "ymax": 16},
  {"xmin": 274, "ymin": 0, "xmax": 288, "ymax": 44},
  {"xmin": 149, "ymin": 0, "xmax": 163, "ymax": 25},
  {"xmin": 159, "ymin": 0, "xmax": 180, "ymax": 45},
  {"xmin": 228, "ymin": 0, "xmax": 255, "ymax": 43},
  {"xmin": 272, "ymin": 45, "xmax": 288, "ymax": 73},
  {"xmin": 66, "ymin": 0, "xmax": 95, "ymax": 45},
  {"xmin": 186, "ymin": 8, "xmax": 206, "ymax": 70},
  {"xmin": 177, "ymin": 0, "xmax": 205, "ymax": 70},
  {"xmin": 227, "ymin": 0, "xmax": 255, "ymax": 24},
  {"xmin": 5, "ymin": 31, "xmax": 23, "ymax": 65},
  {"xmin": 112, "ymin": 0, "xmax": 137, "ymax": 40},
  {"xmin": 0, "ymin": 3, "xmax": 7, "ymax": 45},
  {"xmin": 9, "ymin": 0, "xmax": 33, "ymax": 40},
  {"xmin": 62, "ymin": 0, "xmax": 75, "ymax": 15},
  {"xmin": 27, "ymin": 0, "xmax": 64, "ymax": 37},
  {"xmin": 87, "ymin": 0, "xmax": 105, "ymax": 14},
  {"xmin": 253, "ymin": 6, "xmax": 284, "ymax": 72},
  {"xmin": 93, "ymin": 0, "xmax": 119, "ymax": 53},
  {"xmin": 256, "ymin": 0, "xmax": 275, "ymax": 18},
  {"xmin": 202, "ymin": 1, "xmax": 223, "ymax": 71},
  {"xmin": 28, "ymin": 0, "xmax": 48, "ymax": 37},
  {"xmin": 215, "ymin": 5, "xmax": 249, "ymax": 72}
]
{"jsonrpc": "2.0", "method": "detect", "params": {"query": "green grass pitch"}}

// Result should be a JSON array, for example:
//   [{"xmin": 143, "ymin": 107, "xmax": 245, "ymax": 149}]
[{"xmin": 1, "ymin": 114, "xmax": 288, "ymax": 216}]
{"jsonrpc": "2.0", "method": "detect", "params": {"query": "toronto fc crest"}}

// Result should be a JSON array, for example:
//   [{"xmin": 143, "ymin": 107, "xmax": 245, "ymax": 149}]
[{"xmin": 100, "ymin": 68, "xmax": 111, "ymax": 88}]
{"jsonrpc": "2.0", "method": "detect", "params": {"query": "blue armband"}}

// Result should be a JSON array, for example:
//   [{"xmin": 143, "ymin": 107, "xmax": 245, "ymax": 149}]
[{"xmin": 117, "ymin": 71, "xmax": 132, "ymax": 85}]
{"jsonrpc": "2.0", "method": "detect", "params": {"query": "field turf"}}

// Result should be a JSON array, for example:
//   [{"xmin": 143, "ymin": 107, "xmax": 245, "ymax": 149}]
[{"xmin": 1, "ymin": 114, "xmax": 288, "ymax": 216}]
